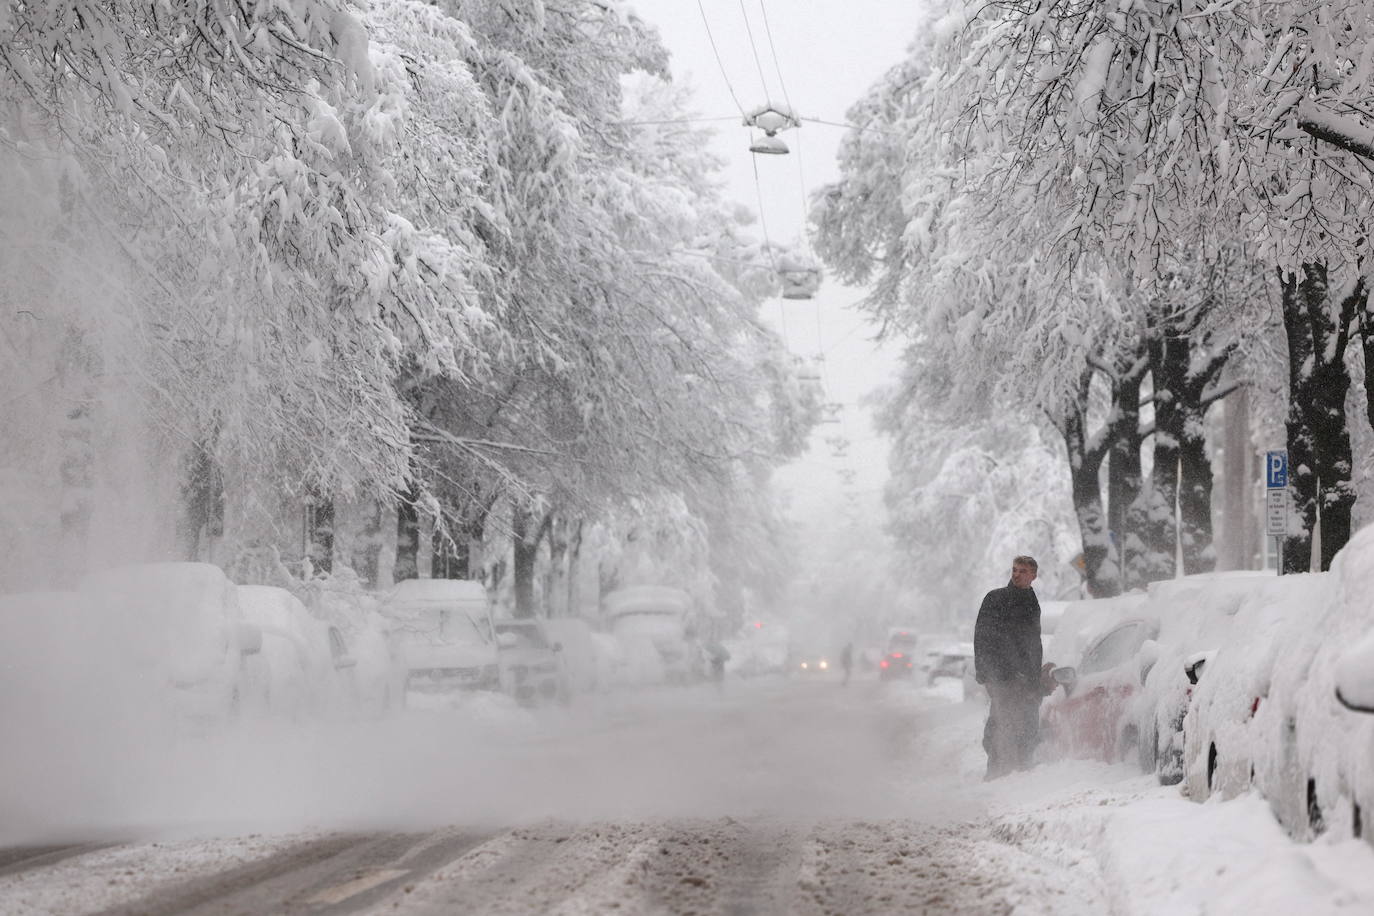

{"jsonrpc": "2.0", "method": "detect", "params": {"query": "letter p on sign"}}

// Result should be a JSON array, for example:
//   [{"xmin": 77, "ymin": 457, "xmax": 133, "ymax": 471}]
[{"xmin": 1266, "ymin": 451, "xmax": 1288, "ymax": 489}]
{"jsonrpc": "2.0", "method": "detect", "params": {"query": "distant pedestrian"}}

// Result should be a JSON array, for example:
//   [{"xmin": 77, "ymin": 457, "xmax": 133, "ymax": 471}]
[
  {"xmin": 705, "ymin": 640, "xmax": 730, "ymax": 693},
  {"xmin": 973, "ymin": 555, "xmax": 1043, "ymax": 780},
  {"xmin": 840, "ymin": 642, "xmax": 854, "ymax": 686}
]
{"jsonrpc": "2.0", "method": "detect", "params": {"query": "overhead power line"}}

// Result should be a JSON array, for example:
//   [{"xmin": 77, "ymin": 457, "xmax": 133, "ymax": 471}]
[
  {"xmin": 617, "ymin": 116, "xmax": 740, "ymax": 127},
  {"xmin": 799, "ymin": 116, "xmax": 903, "ymax": 136},
  {"xmin": 736, "ymin": 0, "xmax": 774, "ymax": 101},
  {"xmin": 757, "ymin": 0, "xmax": 795, "ymax": 115},
  {"xmin": 696, "ymin": 0, "xmax": 748, "ymax": 116}
]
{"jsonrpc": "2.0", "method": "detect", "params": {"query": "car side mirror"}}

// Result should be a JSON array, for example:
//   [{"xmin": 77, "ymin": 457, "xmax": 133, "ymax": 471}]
[
  {"xmin": 334, "ymin": 654, "xmax": 358, "ymax": 670},
  {"xmin": 1335, "ymin": 637, "xmax": 1374, "ymax": 713},
  {"xmin": 1184, "ymin": 650, "xmax": 1214, "ymax": 686},
  {"xmin": 551, "ymin": 642, "xmax": 563, "ymax": 653},
  {"xmin": 236, "ymin": 623, "xmax": 263, "ymax": 656},
  {"xmin": 1052, "ymin": 666, "xmax": 1077, "ymax": 694}
]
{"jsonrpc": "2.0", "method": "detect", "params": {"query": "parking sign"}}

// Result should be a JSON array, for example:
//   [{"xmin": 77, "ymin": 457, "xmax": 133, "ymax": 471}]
[{"xmin": 1266, "ymin": 451, "xmax": 1288, "ymax": 489}]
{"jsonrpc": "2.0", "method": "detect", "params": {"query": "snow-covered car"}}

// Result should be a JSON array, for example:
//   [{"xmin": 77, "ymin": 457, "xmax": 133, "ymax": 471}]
[
  {"xmin": 723, "ymin": 622, "xmax": 790, "ymax": 678},
  {"xmin": 237, "ymin": 585, "xmax": 356, "ymax": 719},
  {"xmin": 493, "ymin": 618, "xmax": 563, "ymax": 704},
  {"xmin": 603, "ymin": 586, "xmax": 692, "ymax": 685},
  {"xmin": 381, "ymin": 578, "xmax": 498, "ymax": 703},
  {"xmin": 1180, "ymin": 574, "xmax": 1320, "ymax": 808},
  {"xmin": 924, "ymin": 642, "xmax": 978, "ymax": 702},
  {"xmin": 1233, "ymin": 527, "xmax": 1374, "ymax": 842},
  {"xmin": 926, "ymin": 642, "xmax": 974, "ymax": 684},
  {"xmin": 79, "ymin": 562, "xmax": 264, "ymax": 725},
  {"xmin": 1131, "ymin": 572, "xmax": 1273, "ymax": 785},
  {"xmin": 543, "ymin": 617, "xmax": 598, "ymax": 694},
  {"xmin": 1042, "ymin": 616, "xmax": 1160, "ymax": 764},
  {"xmin": 301, "ymin": 572, "xmax": 398, "ymax": 713},
  {"xmin": 1037, "ymin": 592, "xmax": 1150, "ymax": 765}
]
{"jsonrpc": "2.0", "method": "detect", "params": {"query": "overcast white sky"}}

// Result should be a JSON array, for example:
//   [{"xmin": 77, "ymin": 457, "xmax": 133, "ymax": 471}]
[{"xmin": 629, "ymin": 0, "xmax": 928, "ymax": 528}]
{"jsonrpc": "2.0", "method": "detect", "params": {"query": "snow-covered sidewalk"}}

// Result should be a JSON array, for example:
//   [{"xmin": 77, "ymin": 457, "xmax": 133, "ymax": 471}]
[{"xmin": 892, "ymin": 681, "xmax": 1374, "ymax": 915}]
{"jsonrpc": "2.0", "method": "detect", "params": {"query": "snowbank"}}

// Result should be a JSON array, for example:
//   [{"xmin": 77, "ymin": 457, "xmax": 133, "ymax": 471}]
[{"xmin": 995, "ymin": 787, "xmax": 1374, "ymax": 915}]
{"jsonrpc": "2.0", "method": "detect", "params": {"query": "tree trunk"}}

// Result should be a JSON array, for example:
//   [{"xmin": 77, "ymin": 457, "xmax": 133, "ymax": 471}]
[
  {"xmin": 1109, "ymin": 373, "xmax": 1144, "ymax": 590},
  {"xmin": 1060, "ymin": 395, "xmax": 1121, "ymax": 598},
  {"xmin": 1177, "ymin": 417, "xmax": 1215, "ymax": 575},
  {"xmin": 395, "ymin": 494, "xmax": 420, "ymax": 582},
  {"xmin": 305, "ymin": 496, "xmax": 334, "ymax": 575},
  {"xmin": 1364, "ymin": 293, "xmax": 1374, "ymax": 434},
  {"xmin": 566, "ymin": 519, "xmax": 584, "ymax": 617},
  {"xmin": 177, "ymin": 438, "xmax": 224, "ymax": 561},
  {"xmin": 56, "ymin": 327, "xmax": 96, "ymax": 575},
  {"xmin": 1141, "ymin": 332, "xmax": 1188, "ymax": 582},
  {"xmin": 1279, "ymin": 265, "xmax": 1360, "ymax": 573},
  {"xmin": 1217, "ymin": 388, "xmax": 1258, "ymax": 571},
  {"xmin": 511, "ymin": 505, "xmax": 539, "ymax": 618},
  {"xmin": 545, "ymin": 513, "xmax": 569, "ymax": 618}
]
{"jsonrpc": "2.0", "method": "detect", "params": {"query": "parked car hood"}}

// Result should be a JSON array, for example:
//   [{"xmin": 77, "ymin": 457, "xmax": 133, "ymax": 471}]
[{"xmin": 399, "ymin": 640, "xmax": 495, "ymax": 671}]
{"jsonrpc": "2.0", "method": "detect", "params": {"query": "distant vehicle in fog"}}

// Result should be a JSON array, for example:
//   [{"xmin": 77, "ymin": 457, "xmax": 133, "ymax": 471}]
[
  {"xmin": 602, "ymin": 585, "xmax": 692, "ymax": 684},
  {"xmin": 380, "ymin": 578, "xmax": 498, "ymax": 705},
  {"xmin": 492, "ymin": 618, "xmax": 563, "ymax": 704},
  {"xmin": 879, "ymin": 629, "xmax": 918, "ymax": 679},
  {"xmin": 794, "ymin": 653, "xmax": 831, "ymax": 674},
  {"xmin": 543, "ymin": 617, "xmax": 599, "ymax": 694}
]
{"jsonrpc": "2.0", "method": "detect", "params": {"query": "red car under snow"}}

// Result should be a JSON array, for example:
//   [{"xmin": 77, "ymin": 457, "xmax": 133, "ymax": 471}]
[{"xmin": 1040, "ymin": 617, "xmax": 1159, "ymax": 765}]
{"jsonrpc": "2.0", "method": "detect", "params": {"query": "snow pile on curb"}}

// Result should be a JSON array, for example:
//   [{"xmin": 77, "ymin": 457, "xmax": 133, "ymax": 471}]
[{"xmin": 994, "ymin": 787, "xmax": 1374, "ymax": 915}]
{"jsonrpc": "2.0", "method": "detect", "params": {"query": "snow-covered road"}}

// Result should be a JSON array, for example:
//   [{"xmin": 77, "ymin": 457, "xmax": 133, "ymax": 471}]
[{"xmin": 3, "ymin": 677, "xmax": 1373, "ymax": 914}]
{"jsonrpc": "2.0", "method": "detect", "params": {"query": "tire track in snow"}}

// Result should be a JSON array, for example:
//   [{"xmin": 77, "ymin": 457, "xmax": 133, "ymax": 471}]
[{"xmin": 365, "ymin": 824, "xmax": 669, "ymax": 915}]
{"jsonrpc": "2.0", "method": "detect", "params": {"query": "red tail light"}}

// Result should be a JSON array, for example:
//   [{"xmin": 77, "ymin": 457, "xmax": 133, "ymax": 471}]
[
  {"xmin": 1251, "ymin": 696, "xmax": 1261, "ymax": 717},
  {"xmin": 892, "ymin": 653, "xmax": 903, "ymax": 659},
  {"xmin": 880, "ymin": 660, "xmax": 889, "ymax": 669}
]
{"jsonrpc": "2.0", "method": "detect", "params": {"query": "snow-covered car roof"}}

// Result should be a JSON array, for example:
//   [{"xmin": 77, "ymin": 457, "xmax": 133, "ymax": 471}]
[
  {"xmin": 1045, "ymin": 592, "xmax": 1150, "ymax": 668},
  {"xmin": 383, "ymin": 577, "xmax": 488, "ymax": 609},
  {"xmin": 602, "ymin": 585, "xmax": 692, "ymax": 618}
]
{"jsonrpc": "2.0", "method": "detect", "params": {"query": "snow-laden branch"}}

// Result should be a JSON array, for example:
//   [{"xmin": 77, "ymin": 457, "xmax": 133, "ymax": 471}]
[{"xmin": 1297, "ymin": 100, "xmax": 1374, "ymax": 162}]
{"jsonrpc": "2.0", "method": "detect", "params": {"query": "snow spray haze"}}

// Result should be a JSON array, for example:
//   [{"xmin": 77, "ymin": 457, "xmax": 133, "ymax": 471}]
[{"xmin": 0, "ymin": 155, "xmax": 185, "ymax": 593}]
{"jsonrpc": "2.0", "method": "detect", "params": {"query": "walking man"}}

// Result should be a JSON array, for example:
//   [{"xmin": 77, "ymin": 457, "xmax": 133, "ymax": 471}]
[{"xmin": 973, "ymin": 555, "xmax": 1043, "ymax": 780}]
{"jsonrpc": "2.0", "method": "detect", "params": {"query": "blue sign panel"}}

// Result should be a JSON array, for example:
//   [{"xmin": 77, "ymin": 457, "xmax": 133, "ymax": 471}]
[{"xmin": 1266, "ymin": 451, "xmax": 1288, "ymax": 489}]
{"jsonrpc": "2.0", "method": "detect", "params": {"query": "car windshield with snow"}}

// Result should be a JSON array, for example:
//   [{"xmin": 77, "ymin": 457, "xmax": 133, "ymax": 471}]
[{"xmin": 381, "ymin": 579, "xmax": 498, "ymax": 702}]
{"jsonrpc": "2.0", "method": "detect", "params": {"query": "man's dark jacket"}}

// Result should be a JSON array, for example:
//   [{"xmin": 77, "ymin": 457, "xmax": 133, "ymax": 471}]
[{"xmin": 973, "ymin": 582, "xmax": 1042, "ymax": 684}]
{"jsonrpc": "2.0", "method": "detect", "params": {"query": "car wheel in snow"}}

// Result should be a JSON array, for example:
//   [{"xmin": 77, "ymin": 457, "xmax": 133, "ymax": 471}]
[
  {"xmin": 1119, "ymin": 726, "xmax": 1139, "ymax": 767},
  {"xmin": 1307, "ymin": 778, "xmax": 1326, "ymax": 837}
]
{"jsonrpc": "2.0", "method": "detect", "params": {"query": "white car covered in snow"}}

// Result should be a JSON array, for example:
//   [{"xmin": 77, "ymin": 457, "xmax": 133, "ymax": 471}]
[
  {"xmin": 1132, "ymin": 571, "xmax": 1275, "ymax": 784},
  {"xmin": 236, "ymin": 585, "xmax": 357, "ymax": 719},
  {"xmin": 1242, "ymin": 527, "xmax": 1374, "ymax": 842},
  {"xmin": 301, "ymin": 573, "xmax": 401, "ymax": 713},
  {"xmin": 1180, "ymin": 574, "xmax": 1323, "ymax": 808},
  {"xmin": 77, "ymin": 562, "xmax": 264, "ymax": 725},
  {"xmin": 381, "ymin": 578, "xmax": 499, "ymax": 703},
  {"xmin": 602, "ymin": 585, "xmax": 693, "ymax": 685}
]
